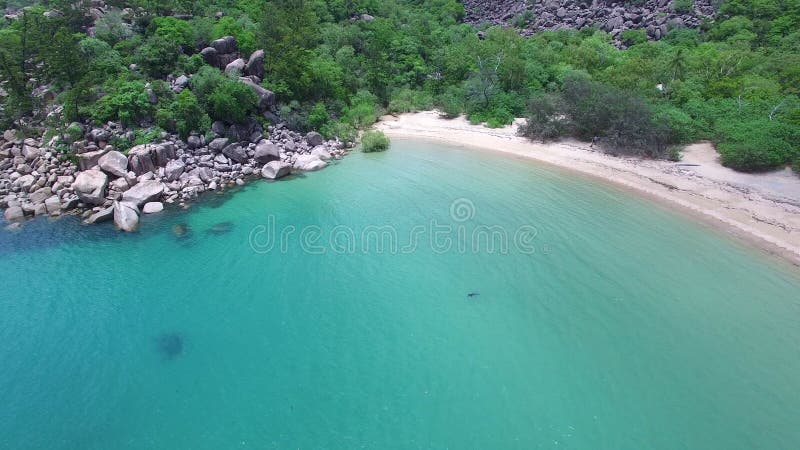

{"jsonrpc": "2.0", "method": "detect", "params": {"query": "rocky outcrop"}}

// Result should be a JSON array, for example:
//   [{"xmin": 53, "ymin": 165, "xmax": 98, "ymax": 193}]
[
  {"xmin": 460, "ymin": 0, "xmax": 716, "ymax": 45},
  {"xmin": 122, "ymin": 180, "xmax": 164, "ymax": 207},
  {"xmin": 293, "ymin": 154, "xmax": 328, "ymax": 171},
  {"xmin": 261, "ymin": 161, "xmax": 292, "ymax": 180},
  {"xmin": 1, "ymin": 119, "xmax": 350, "ymax": 229},
  {"xmin": 142, "ymin": 201, "xmax": 164, "ymax": 214},
  {"xmin": 113, "ymin": 200, "xmax": 138, "ymax": 232},
  {"xmin": 73, "ymin": 169, "xmax": 108, "ymax": 205},
  {"xmin": 98, "ymin": 150, "xmax": 128, "ymax": 177},
  {"xmin": 254, "ymin": 140, "xmax": 280, "ymax": 164}
]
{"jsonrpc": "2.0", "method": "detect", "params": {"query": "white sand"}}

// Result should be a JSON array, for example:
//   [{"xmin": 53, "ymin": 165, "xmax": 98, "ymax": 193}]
[{"xmin": 376, "ymin": 111, "xmax": 800, "ymax": 266}]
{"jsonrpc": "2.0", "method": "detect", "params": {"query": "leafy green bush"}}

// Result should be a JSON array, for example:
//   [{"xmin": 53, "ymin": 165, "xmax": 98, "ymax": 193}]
[
  {"xmin": 308, "ymin": 102, "xmax": 330, "ymax": 130},
  {"xmin": 361, "ymin": 130, "xmax": 390, "ymax": 153},
  {"xmin": 673, "ymin": 0, "xmax": 694, "ymax": 13},
  {"xmin": 190, "ymin": 66, "xmax": 257, "ymax": 124},
  {"xmin": 621, "ymin": 29, "xmax": 648, "ymax": 46},
  {"xmin": 156, "ymin": 90, "xmax": 211, "ymax": 138},
  {"xmin": 388, "ymin": 89, "xmax": 434, "ymax": 114},
  {"xmin": 321, "ymin": 121, "xmax": 357, "ymax": 142},
  {"xmin": 150, "ymin": 17, "xmax": 194, "ymax": 49},
  {"xmin": 717, "ymin": 119, "xmax": 797, "ymax": 171},
  {"xmin": 511, "ymin": 11, "xmax": 534, "ymax": 28},
  {"xmin": 520, "ymin": 93, "xmax": 568, "ymax": 141},
  {"xmin": 133, "ymin": 36, "xmax": 180, "ymax": 79},
  {"xmin": 92, "ymin": 80, "xmax": 153, "ymax": 126},
  {"xmin": 206, "ymin": 81, "xmax": 258, "ymax": 124},
  {"xmin": 438, "ymin": 86, "xmax": 465, "ymax": 118}
]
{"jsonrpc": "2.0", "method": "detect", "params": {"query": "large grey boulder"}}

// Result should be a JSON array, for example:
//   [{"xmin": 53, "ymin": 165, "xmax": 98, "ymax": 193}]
[
  {"xmin": 22, "ymin": 144, "xmax": 40, "ymax": 161},
  {"xmin": 293, "ymin": 154, "xmax": 327, "ymax": 171},
  {"xmin": 310, "ymin": 146, "xmax": 331, "ymax": 161},
  {"xmin": 77, "ymin": 149, "xmax": 108, "ymax": 171},
  {"xmin": 237, "ymin": 77, "xmax": 276, "ymax": 111},
  {"xmin": 254, "ymin": 140, "xmax": 280, "ymax": 164},
  {"xmin": 127, "ymin": 144, "xmax": 174, "ymax": 175},
  {"xmin": 245, "ymin": 49, "xmax": 265, "ymax": 79},
  {"xmin": 208, "ymin": 137, "xmax": 229, "ymax": 153},
  {"xmin": 113, "ymin": 201, "xmax": 139, "ymax": 232},
  {"xmin": 224, "ymin": 58, "xmax": 246, "ymax": 76},
  {"xmin": 211, "ymin": 36, "xmax": 237, "ymax": 54},
  {"xmin": 261, "ymin": 161, "xmax": 291, "ymax": 180},
  {"xmin": 200, "ymin": 47, "xmax": 218, "ymax": 66},
  {"xmin": 122, "ymin": 180, "xmax": 164, "ymax": 207},
  {"xmin": 28, "ymin": 187, "xmax": 52, "ymax": 204},
  {"xmin": 222, "ymin": 143, "xmax": 248, "ymax": 163},
  {"xmin": 142, "ymin": 202, "xmax": 164, "ymax": 214},
  {"xmin": 87, "ymin": 205, "xmax": 114, "ymax": 224},
  {"xmin": 165, "ymin": 159, "xmax": 185, "ymax": 181},
  {"xmin": 127, "ymin": 145, "xmax": 156, "ymax": 175},
  {"xmin": 73, "ymin": 169, "xmax": 108, "ymax": 205},
  {"xmin": 98, "ymin": 150, "xmax": 128, "ymax": 177},
  {"xmin": 44, "ymin": 195, "xmax": 61, "ymax": 214},
  {"xmin": 306, "ymin": 131, "xmax": 324, "ymax": 147},
  {"xmin": 3, "ymin": 206, "xmax": 24, "ymax": 222}
]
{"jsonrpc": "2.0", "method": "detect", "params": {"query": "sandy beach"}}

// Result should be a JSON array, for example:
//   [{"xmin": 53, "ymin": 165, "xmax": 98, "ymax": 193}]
[{"xmin": 376, "ymin": 111, "xmax": 800, "ymax": 266}]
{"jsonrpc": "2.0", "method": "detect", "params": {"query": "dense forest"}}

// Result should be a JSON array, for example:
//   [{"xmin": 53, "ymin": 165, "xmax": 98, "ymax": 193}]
[{"xmin": 0, "ymin": 0, "xmax": 799, "ymax": 172}]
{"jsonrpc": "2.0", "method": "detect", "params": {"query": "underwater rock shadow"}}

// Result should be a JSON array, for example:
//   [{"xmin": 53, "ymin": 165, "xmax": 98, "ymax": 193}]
[
  {"xmin": 155, "ymin": 332, "xmax": 184, "ymax": 361},
  {"xmin": 206, "ymin": 221, "xmax": 234, "ymax": 235}
]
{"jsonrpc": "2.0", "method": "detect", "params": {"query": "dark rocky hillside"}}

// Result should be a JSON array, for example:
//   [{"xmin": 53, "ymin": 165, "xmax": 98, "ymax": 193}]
[{"xmin": 461, "ymin": 0, "xmax": 717, "ymax": 43}]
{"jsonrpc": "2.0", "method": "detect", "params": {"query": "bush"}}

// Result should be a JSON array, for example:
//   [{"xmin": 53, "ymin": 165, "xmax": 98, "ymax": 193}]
[
  {"xmin": 206, "ymin": 81, "xmax": 258, "ymax": 124},
  {"xmin": 716, "ymin": 119, "xmax": 797, "ymax": 171},
  {"xmin": 621, "ymin": 29, "xmax": 648, "ymax": 46},
  {"xmin": 308, "ymin": 102, "xmax": 330, "ymax": 130},
  {"xmin": 521, "ymin": 74, "xmax": 682, "ymax": 157},
  {"xmin": 520, "ymin": 93, "xmax": 568, "ymax": 141},
  {"xmin": 793, "ymin": 157, "xmax": 800, "ymax": 175},
  {"xmin": 321, "ymin": 121, "xmax": 357, "ymax": 143},
  {"xmin": 92, "ymin": 80, "xmax": 153, "ymax": 126},
  {"xmin": 133, "ymin": 36, "xmax": 180, "ymax": 79},
  {"xmin": 361, "ymin": 130, "xmax": 390, "ymax": 153},
  {"xmin": 673, "ymin": 0, "xmax": 694, "ymax": 13},
  {"xmin": 156, "ymin": 90, "xmax": 211, "ymax": 138},
  {"xmin": 190, "ymin": 66, "xmax": 258, "ymax": 124},
  {"xmin": 438, "ymin": 86, "xmax": 465, "ymax": 118}
]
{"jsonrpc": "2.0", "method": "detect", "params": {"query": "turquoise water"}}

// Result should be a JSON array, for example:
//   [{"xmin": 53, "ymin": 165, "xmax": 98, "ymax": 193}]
[{"xmin": 2, "ymin": 140, "xmax": 800, "ymax": 449}]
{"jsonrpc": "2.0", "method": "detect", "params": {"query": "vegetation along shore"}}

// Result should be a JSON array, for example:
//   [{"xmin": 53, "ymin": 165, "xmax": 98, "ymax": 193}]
[{"xmin": 1, "ymin": 0, "xmax": 798, "ymax": 232}]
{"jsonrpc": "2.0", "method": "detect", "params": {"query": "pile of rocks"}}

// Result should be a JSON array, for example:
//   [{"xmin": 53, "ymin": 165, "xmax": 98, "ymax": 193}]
[
  {"xmin": 461, "ymin": 0, "xmax": 716, "ymax": 44},
  {"xmin": 1, "ymin": 124, "xmax": 349, "ymax": 232}
]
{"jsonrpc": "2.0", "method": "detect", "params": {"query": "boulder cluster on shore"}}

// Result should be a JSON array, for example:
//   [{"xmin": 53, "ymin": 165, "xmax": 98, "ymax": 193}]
[
  {"xmin": 0, "ymin": 124, "xmax": 348, "ymax": 232},
  {"xmin": 462, "ymin": 0, "xmax": 715, "ymax": 44}
]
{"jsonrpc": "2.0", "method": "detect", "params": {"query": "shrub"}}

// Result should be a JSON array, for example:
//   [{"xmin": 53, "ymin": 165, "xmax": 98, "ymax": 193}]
[
  {"xmin": 361, "ymin": 130, "xmax": 390, "ymax": 153},
  {"xmin": 92, "ymin": 80, "xmax": 153, "ymax": 126},
  {"xmin": 308, "ymin": 102, "xmax": 330, "ymax": 130},
  {"xmin": 716, "ymin": 119, "xmax": 797, "ymax": 171},
  {"xmin": 621, "ymin": 29, "xmax": 648, "ymax": 46},
  {"xmin": 521, "ymin": 74, "xmax": 682, "ymax": 157},
  {"xmin": 438, "ymin": 86, "xmax": 465, "ymax": 118},
  {"xmin": 206, "ymin": 81, "xmax": 258, "ymax": 124},
  {"xmin": 673, "ymin": 0, "xmax": 694, "ymax": 13},
  {"xmin": 190, "ymin": 66, "xmax": 257, "ymax": 124},
  {"xmin": 520, "ymin": 93, "xmax": 568, "ymax": 141},
  {"xmin": 157, "ymin": 90, "xmax": 211, "ymax": 138},
  {"xmin": 793, "ymin": 157, "xmax": 800, "ymax": 175},
  {"xmin": 511, "ymin": 10, "xmax": 534, "ymax": 28},
  {"xmin": 133, "ymin": 36, "xmax": 180, "ymax": 79},
  {"xmin": 321, "ymin": 121, "xmax": 357, "ymax": 143}
]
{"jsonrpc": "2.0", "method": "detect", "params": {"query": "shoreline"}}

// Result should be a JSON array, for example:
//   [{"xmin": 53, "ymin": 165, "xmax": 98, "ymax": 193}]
[{"xmin": 375, "ymin": 111, "xmax": 800, "ymax": 267}]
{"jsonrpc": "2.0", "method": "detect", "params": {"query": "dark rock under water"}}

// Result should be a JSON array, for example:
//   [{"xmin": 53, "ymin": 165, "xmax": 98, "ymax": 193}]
[
  {"xmin": 207, "ymin": 221, "xmax": 234, "ymax": 235},
  {"xmin": 156, "ymin": 333, "xmax": 184, "ymax": 360},
  {"xmin": 172, "ymin": 223, "xmax": 191, "ymax": 238}
]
